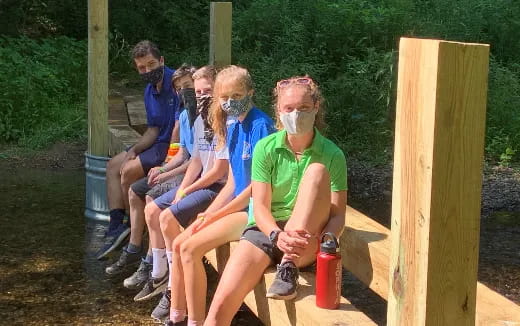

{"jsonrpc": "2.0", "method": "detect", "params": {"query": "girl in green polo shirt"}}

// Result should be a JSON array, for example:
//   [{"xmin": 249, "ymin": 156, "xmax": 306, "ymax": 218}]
[{"xmin": 205, "ymin": 76, "xmax": 348, "ymax": 325}]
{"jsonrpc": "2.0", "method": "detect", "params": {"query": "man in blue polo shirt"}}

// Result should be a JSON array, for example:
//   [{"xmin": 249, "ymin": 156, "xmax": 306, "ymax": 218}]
[{"xmin": 99, "ymin": 40, "xmax": 180, "ymax": 259}]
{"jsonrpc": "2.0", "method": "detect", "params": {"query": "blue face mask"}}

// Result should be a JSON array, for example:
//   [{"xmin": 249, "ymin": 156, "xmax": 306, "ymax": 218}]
[{"xmin": 220, "ymin": 95, "xmax": 252, "ymax": 116}]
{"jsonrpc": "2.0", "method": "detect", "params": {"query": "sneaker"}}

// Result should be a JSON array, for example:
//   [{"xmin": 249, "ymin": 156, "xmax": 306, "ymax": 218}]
[
  {"xmin": 266, "ymin": 261, "xmax": 299, "ymax": 300},
  {"xmin": 124, "ymin": 259, "xmax": 152, "ymax": 289},
  {"xmin": 151, "ymin": 290, "xmax": 171, "ymax": 323},
  {"xmin": 105, "ymin": 247, "xmax": 141, "ymax": 276},
  {"xmin": 134, "ymin": 273, "xmax": 168, "ymax": 301},
  {"xmin": 163, "ymin": 319, "xmax": 187, "ymax": 326},
  {"xmin": 96, "ymin": 223, "xmax": 131, "ymax": 260}
]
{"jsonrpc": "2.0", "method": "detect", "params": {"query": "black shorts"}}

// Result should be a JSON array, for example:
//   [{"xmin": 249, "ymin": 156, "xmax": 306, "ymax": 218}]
[
  {"xmin": 130, "ymin": 174, "xmax": 184, "ymax": 200},
  {"xmin": 240, "ymin": 221, "xmax": 287, "ymax": 264}
]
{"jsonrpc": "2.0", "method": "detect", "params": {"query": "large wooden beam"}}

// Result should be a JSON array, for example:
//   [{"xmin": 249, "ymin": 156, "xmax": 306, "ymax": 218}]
[
  {"xmin": 87, "ymin": 0, "xmax": 109, "ymax": 156},
  {"xmin": 387, "ymin": 38, "xmax": 490, "ymax": 325},
  {"xmin": 209, "ymin": 2, "xmax": 232, "ymax": 68},
  {"xmin": 342, "ymin": 206, "xmax": 520, "ymax": 326}
]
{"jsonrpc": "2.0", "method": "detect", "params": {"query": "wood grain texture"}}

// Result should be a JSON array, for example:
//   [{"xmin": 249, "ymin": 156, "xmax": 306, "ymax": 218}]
[
  {"xmin": 388, "ymin": 37, "xmax": 490, "ymax": 326},
  {"xmin": 206, "ymin": 243, "xmax": 377, "ymax": 326},
  {"xmin": 87, "ymin": 0, "xmax": 109, "ymax": 156},
  {"xmin": 209, "ymin": 2, "xmax": 232, "ymax": 68},
  {"xmin": 344, "ymin": 206, "xmax": 520, "ymax": 325}
]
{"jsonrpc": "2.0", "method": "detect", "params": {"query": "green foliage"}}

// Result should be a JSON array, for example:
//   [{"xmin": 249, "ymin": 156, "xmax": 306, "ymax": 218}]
[
  {"xmin": 486, "ymin": 58, "xmax": 520, "ymax": 163},
  {"xmin": 1, "ymin": 0, "xmax": 519, "ymax": 163},
  {"xmin": 0, "ymin": 36, "xmax": 87, "ymax": 147}
]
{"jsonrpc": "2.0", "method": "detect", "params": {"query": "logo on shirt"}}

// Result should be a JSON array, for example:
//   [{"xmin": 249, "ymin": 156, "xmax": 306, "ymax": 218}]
[{"xmin": 242, "ymin": 141, "xmax": 251, "ymax": 160}]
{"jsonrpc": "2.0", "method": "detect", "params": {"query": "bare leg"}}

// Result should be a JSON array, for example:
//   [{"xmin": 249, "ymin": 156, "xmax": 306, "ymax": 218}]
[
  {"xmin": 144, "ymin": 195, "xmax": 154, "ymax": 257},
  {"xmin": 205, "ymin": 240, "xmax": 270, "ymax": 326},
  {"xmin": 144, "ymin": 201, "xmax": 166, "ymax": 249},
  {"xmin": 106, "ymin": 152, "xmax": 126, "ymax": 210},
  {"xmin": 120, "ymin": 157, "xmax": 145, "ymax": 212},
  {"xmin": 170, "ymin": 229, "xmax": 191, "ymax": 315},
  {"xmin": 285, "ymin": 163, "xmax": 331, "ymax": 267},
  {"xmin": 181, "ymin": 212, "xmax": 247, "ymax": 322},
  {"xmin": 159, "ymin": 209, "xmax": 183, "ymax": 252},
  {"xmin": 128, "ymin": 188, "xmax": 146, "ymax": 247}
]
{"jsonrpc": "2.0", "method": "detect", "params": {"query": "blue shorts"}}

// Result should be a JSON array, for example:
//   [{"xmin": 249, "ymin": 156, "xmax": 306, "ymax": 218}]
[
  {"xmin": 127, "ymin": 142, "xmax": 169, "ymax": 174},
  {"xmin": 153, "ymin": 183, "xmax": 223, "ymax": 228}
]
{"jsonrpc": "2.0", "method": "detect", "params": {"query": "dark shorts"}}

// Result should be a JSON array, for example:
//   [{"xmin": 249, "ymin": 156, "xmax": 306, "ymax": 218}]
[
  {"xmin": 153, "ymin": 182, "xmax": 223, "ymax": 228},
  {"xmin": 130, "ymin": 174, "xmax": 184, "ymax": 200},
  {"xmin": 241, "ymin": 221, "xmax": 288, "ymax": 264},
  {"xmin": 127, "ymin": 142, "xmax": 169, "ymax": 175}
]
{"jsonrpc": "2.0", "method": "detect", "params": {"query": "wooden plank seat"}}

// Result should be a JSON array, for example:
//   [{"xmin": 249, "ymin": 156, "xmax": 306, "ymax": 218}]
[
  {"xmin": 205, "ymin": 206, "xmax": 520, "ymax": 326},
  {"xmin": 341, "ymin": 206, "xmax": 520, "ymax": 326},
  {"xmin": 205, "ymin": 243, "xmax": 377, "ymax": 326}
]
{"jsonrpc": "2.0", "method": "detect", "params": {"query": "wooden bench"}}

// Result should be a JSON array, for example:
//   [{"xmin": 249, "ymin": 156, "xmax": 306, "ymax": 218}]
[
  {"xmin": 107, "ymin": 91, "xmax": 145, "ymax": 156},
  {"xmin": 205, "ymin": 206, "xmax": 520, "ymax": 326},
  {"xmin": 108, "ymin": 91, "xmax": 519, "ymax": 326}
]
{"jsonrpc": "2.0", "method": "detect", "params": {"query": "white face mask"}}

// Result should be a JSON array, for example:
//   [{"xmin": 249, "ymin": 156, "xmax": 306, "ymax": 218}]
[{"xmin": 280, "ymin": 109, "xmax": 317, "ymax": 135}]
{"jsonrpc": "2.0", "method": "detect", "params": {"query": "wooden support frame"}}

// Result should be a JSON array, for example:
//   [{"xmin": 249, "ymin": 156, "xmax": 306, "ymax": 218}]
[
  {"xmin": 388, "ymin": 38, "xmax": 490, "ymax": 325},
  {"xmin": 87, "ymin": 0, "xmax": 109, "ymax": 156},
  {"xmin": 209, "ymin": 2, "xmax": 232, "ymax": 68}
]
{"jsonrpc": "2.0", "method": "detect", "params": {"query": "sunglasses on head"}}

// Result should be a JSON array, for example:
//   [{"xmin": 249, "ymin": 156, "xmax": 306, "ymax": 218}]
[{"xmin": 276, "ymin": 77, "xmax": 315, "ymax": 89}]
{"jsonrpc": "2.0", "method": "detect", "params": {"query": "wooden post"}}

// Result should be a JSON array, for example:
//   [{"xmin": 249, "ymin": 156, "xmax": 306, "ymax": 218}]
[
  {"xmin": 88, "ymin": 0, "xmax": 109, "ymax": 156},
  {"xmin": 209, "ymin": 2, "xmax": 232, "ymax": 68},
  {"xmin": 387, "ymin": 38, "xmax": 489, "ymax": 325}
]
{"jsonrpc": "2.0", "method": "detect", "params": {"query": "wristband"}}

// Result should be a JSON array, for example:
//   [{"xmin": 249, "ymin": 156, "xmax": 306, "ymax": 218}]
[
  {"xmin": 198, "ymin": 215, "xmax": 205, "ymax": 221},
  {"xmin": 159, "ymin": 167, "xmax": 166, "ymax": 173},
  {"xmin": 177, "ymin": 189, "xmax": 187, "ymax": 198}
]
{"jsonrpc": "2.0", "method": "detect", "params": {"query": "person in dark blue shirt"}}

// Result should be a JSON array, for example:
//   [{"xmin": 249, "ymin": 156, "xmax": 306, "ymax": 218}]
[{"xmin": 98, "ymin": 40, "xmax": 180, "ymax": 259}]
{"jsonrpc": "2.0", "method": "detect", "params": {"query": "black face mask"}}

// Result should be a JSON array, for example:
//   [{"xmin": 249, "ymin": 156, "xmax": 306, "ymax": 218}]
[
  {"xmin": 140, "ymin": 65, "xmax": 164, "ymax": 85},
  {"xmin": 178, "ymin": 88, "xmax": 197, "ymax": 127},
  {"xmin": 196, "ymin": 94, "xmax": 214, "ymax": 143}
]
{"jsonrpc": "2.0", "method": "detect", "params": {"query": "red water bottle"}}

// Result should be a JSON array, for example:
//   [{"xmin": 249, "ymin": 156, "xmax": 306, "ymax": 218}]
[{"xmin": 316, "ymin": 232, "xmax": 342, "ymax": 309}]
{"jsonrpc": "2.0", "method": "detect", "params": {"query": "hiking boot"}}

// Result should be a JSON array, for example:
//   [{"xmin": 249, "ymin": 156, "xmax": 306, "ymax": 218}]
[
  {"xmin": 266, "ymin": 260, "xmax": 299, "ymax": 300},
  {"xmin": 151, "ymin": 290, "xmax": 171, "ymax": 323},
  {"xmin": 124, "ymin": 259, "xmax": 152, "ymax": 289},
  {"xmin": 96, "ymin": 223, "xmax": 130, "ymax": 260},
  {"xmin": 134, "ymin": 272, "xmax": 168, "ymax": 301},
  {"xmin": 105, "ymin": 247, "xmax": 141, "ymax": 276}
]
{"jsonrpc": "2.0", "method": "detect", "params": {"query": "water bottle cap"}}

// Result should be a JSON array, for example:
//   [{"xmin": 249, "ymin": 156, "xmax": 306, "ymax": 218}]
[{"xmin": 320, "ymin": 232, "xmax": 339, "ymax": 254}]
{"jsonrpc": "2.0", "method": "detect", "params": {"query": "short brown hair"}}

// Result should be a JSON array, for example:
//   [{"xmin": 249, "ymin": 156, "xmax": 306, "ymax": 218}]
[
  {"xmin": 172, "ymin": 63, "xmax": 197, "ymax": 85},
  {"xmin": 192, "ymin": 65, "xmax": 217, "ymax": 81},
  {"xmin": 131, "ymin": 40, "xmax": 161, "ymax": 60}
]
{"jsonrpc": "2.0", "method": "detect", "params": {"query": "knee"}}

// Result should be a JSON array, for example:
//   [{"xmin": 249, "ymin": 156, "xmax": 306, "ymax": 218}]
[
  {"xmin": 120, "ymin": 166, "xmax": 133, "ymax": 187},
  {"xmin": 159, "ymin": 210, "xmax": 173, "ymax": 232},
  {"xmin": 106, "ymin": 157, "xmax": 120, "ymax": 175},
  {"xmin": 144, "ymin": 202, "xmax": 160, "ymax": 224},
  {"xmin": 180, "ymin": 240, "xmax": 200, "ymax": 265},
  {"xmin": 172, "ymin": 236, "xmax": 184, "ymax": 254},
  {"xmin": 128, "ymin": 188, "xmax": 140, "ymax": 204},
  {"xmin": 303, "ymin": 163, "xmax": 329, "ymax": 183}
]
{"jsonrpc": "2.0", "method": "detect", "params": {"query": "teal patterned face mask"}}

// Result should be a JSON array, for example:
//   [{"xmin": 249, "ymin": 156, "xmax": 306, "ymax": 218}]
[{"xmin": 220, "ymin": 95, "xmax": 252, "ymax": 116}]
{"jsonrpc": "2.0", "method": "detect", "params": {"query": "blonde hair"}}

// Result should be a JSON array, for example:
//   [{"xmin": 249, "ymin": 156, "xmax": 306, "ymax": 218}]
[
  {"xmin": 210, "ymin": 65, "xmax": 254, "ymax": 148},
  {"xmin": 192, "ymin": 65, "xmax": 217, "ymax": 81},
  {"xmin": 272, "ymin": 76, "xmax": 327, "ymax": 132}
]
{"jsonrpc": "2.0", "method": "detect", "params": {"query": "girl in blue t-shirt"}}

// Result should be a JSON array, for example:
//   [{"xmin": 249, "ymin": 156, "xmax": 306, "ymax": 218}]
[{"xmin": 166, "ymin": 66, "xmax": 275, "ymax": 325}]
